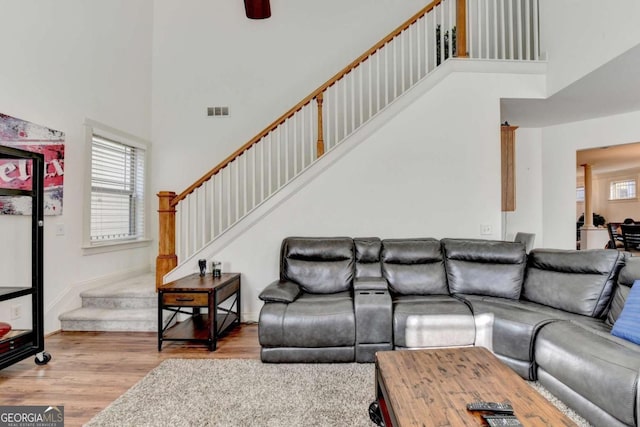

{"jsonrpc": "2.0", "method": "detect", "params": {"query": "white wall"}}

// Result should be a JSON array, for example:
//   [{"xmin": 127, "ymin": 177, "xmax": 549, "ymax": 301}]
[
  {"xmin": 3, "ymin": 0, "xmax": 634, "ymax": 333},
  {"xmin": 539, "ymin": 0, "xmax": 640, "ymax": 95},
  {"xmin": 503, "ymin": 127, "xmax": 544, "ymax": 247},
  {"xmin": 510, "ymin": 0, "xmax": 640, "ymax": 250},
  {"xmin": 151, "ymin": 0, "xmax": 428, "ymax": 194},
  {"xmin": 204, "ymin": 70, "xmax": 544, "ymax": 321},
  {"xmin": 590, "ymin": 168, "xmax": 640, "ymax": 223},
  {"xmin": 541, "ymin": 111, "xmax": 640, "ymax": 249},
  {"xmin": 0, "ymin": 0, "xmax": 154, "ymax": 332}
]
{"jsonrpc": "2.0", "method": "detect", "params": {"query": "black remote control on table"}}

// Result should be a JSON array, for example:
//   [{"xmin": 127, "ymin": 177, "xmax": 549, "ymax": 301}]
[
  {"xmin": 466, "ymin": 401, "xmax": 514, "ymax": 414},
  {"xmin": 482, "ymin": 415, "xmax": 524, "ymax": 426}
]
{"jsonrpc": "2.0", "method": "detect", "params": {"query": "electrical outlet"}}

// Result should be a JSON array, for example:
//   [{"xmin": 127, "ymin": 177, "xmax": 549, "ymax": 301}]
[
  {"xmin": 10, "ymin": 304, "xmax": 22, "ymax": 320},
  {"xmin": 480, "ymin": 224, "xmax": 493, "ymax": 235},
  {"xmin": 55, "ymin": 223, "xmax": 65, "ymax": 236}
]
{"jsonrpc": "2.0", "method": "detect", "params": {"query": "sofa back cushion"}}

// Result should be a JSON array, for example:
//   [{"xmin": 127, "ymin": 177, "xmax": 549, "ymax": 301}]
[
  {"xmin": 523, "ymin": 249, "xmax": 626, "ymax": 318},
  {"xmin": 354, "ymin": 237, "xmax": 382, "ymax": 278},
  {"xmin": 381, "ymin": 238, "xmax": 448, "ymax": 295},
  {"xmin": 281, "ymin": 237, "xmax": 354, "ymax": 294},
  {"xmin": 442, "ymin": 239, "xmax": 526, "ymax": 299},
  {"xmin": 607, "ymin": 255, "xmax": 637, "ymax": 326}
]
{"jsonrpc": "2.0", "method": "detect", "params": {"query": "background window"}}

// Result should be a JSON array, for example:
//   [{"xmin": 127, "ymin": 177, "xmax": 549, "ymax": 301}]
[
  {"xmin": 90, "ymin": 135, "xmax": 145, "ymax": 243},
  {"xmin": 609, "ymin": 179, "xmax": 636, "ymax": 201},
  {"xmin": 576, "ymin": 186, "xmax": 585, "ymax": 202}
]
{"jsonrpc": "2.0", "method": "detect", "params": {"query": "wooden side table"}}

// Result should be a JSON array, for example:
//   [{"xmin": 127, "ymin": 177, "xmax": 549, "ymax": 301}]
[{"xmin": 158, "ymin": 273, "xmax": 241, "ymax": 351}]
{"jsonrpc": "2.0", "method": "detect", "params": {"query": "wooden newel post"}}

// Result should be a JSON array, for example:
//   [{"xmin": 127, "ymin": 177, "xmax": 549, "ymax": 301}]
[
  {"xmin": 316, "ymin": 93, "xmax": 325, "ymax": 158},
  {"xmin": 501, "ymin": 125, "xmax": 518, "ymax": 212},
  {"xmin": 156, "ymin": 191, "xmax": 177, "ymax": 290},
  {"xmin": 456, "ymin": 0, "xmax": 467, "ymax": 58}
]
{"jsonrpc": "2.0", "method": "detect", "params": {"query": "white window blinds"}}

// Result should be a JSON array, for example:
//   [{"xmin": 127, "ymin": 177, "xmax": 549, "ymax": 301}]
[{"xmin": 90, "ymin": 135, "xmax": 145, "ymax": 242}]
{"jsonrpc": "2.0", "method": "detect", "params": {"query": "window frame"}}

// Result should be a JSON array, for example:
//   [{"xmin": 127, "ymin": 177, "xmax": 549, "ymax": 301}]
[
  {"xmin": 608, "ymin": 178, "xmax": 637, "ymax": 202},
  {"xmin": 82, "ymin": 119, "xmax": 151, "ymax": 254}
]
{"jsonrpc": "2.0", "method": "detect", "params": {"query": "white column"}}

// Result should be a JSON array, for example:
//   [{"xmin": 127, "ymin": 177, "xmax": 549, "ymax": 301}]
[{"xmin": 580, "ymin": 163, "xmax": 608, "ymax": 249}]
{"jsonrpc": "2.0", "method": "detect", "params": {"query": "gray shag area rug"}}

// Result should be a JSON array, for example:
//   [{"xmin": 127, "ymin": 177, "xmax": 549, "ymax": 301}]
[{"xmin": 85, "ymin": 359, "xmax": 591, "ymax": 427}]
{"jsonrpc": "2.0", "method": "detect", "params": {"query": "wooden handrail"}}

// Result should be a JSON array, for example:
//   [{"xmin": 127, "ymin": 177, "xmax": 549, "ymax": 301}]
[
  {"xmin": 170, "ymin": 0, "xmax": 456, "ymax": 207},
  {"xmin": 156, "ymin": 0, "xmax": 468, "ymax": 286}
]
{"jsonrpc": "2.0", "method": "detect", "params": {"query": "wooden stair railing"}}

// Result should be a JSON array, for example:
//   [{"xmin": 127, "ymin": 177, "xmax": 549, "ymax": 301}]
[
  {"xmin": 156, "ymin": 0, "xmax": 540, "ymax": 288},
  {"xmin": 172, "ymin": 0, "xmax": 465, "ymax": 206}
]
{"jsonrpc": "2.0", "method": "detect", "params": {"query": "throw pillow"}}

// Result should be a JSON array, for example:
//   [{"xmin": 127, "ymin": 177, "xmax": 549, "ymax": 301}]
[{"xmin": 611, "ymin": 280, "xmax": 640, "ymax": 345}]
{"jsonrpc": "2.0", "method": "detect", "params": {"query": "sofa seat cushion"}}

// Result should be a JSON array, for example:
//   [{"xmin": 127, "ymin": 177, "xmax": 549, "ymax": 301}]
[
  {"xmin": 482, "ymin": 297, "xmax": 606, "ymax": 328},
  {"xmin": 259, "ymin": 292, "xmax": 355, "ymax": 348},
  {"xmin": 535, "ymin": 321, "xmax": 640, "ymax": 427},
  {"xmin": 460, "ymin": 295, "xmax": 603, "ymax": 361},
  {"xmin": 462, "ymin": 296, "xmax": 546, "ymax": 359},
  {"xmin": 393, "ymin": 295, "xmax": 475, "ymax": 348}
]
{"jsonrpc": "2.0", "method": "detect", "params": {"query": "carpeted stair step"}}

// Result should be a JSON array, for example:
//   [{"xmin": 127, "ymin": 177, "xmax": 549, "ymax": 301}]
[
  {"xmin": 58, "ymin": 273, "xmax": 169, "ymax": 332},
  {"xmin": 80, "ymin": 281, "xmax": 158, "ymax": 308},
  {"xmin": 59, "ymin": 307, "xmax": 167, "ymax": 332}
]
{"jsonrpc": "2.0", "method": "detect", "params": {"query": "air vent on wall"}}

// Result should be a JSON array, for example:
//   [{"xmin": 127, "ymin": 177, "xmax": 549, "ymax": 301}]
[{"xmin": 207, "ymin": 107, "xmax": 229, "ymax": 117}]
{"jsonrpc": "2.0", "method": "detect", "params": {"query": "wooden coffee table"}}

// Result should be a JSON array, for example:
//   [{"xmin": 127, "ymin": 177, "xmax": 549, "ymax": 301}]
[{"xmin": 375, "ymin": 347, "xmax": 576, "ymax": 426}]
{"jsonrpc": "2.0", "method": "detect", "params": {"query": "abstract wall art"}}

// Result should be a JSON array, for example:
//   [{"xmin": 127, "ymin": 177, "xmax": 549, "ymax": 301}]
[{"xmin": 0, "ymin": 113, "xmax": 65, "ymax": 215}]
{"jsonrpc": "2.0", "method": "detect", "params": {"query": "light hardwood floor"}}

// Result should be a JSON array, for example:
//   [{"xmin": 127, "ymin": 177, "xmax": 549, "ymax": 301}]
[{"xmin": 0, "ymin": 323, "xmax": 260, "ymax": 427}]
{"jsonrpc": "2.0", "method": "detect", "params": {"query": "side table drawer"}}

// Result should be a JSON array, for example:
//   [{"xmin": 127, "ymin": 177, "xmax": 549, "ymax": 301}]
[{"xmin": 163, "ymin": 293, "xmax": 208, "ymax": 306}]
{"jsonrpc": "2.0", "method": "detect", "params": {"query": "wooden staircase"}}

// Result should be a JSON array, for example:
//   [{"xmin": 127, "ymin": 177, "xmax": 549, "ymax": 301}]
[{"xmin": 156, "ymin": 0, "xmax": 541, "ymax": 288}]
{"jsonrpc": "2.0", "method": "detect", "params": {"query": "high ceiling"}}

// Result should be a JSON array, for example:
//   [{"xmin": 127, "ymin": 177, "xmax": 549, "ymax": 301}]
[
  {"xmin": 577, "ymin": 142, "xmax": 640, "ymax": 176},
  {"xmin": 501, "ymin": 44, "xmax": 640, "ymax": 127},
  {"xmin": 501, "ymin": 44, "xmax": 640, "ymax": 176}
]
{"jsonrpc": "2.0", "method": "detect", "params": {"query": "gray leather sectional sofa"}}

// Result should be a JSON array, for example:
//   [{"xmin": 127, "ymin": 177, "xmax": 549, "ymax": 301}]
[{"xmin": 258, "ymin": 237, "xmax": 640, "ymax": 427}]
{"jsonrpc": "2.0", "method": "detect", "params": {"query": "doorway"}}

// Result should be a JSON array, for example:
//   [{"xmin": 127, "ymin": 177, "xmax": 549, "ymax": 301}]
[{"xmin": 576, "ymin": 142, "xmax": 640, "ymax": 250}]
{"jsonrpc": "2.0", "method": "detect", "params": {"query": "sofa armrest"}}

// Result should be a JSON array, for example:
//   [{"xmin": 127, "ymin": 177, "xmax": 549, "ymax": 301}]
[
  {"xmin": 259, "ymin": 280, "xmax": 302, "ymax": 303},
  {"xmin": 354, "ymin": 277, "xmax": 388, "ymax": 291}
]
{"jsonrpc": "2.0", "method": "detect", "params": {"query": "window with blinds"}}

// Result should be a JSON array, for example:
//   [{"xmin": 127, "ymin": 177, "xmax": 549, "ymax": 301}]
[
  {"xmin": 609, "ymin": 179, "xmax": 637, "ymax": 201},
  {"xmin": 90, "ymin": 135, "xmax": 145, "ymax": 243}
]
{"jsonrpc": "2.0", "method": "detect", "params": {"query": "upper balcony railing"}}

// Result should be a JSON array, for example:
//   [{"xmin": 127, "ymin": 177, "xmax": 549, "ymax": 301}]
[{"xmin": 156, "ymin": 0, "xmax": 540, "ymax": 288}]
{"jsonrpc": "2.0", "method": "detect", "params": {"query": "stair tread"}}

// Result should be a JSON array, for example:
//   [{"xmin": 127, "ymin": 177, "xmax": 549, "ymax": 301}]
[
  {"xmin": 59, "ymin": 307, "xmax": 158, "ymax": 322},
  {"xmin": 60, "ymin": 273, "xmax": 168, "ymax": 332},
  {"xmin": 80, "ymin": 273, "xmax": 156, "ymax": 299}
]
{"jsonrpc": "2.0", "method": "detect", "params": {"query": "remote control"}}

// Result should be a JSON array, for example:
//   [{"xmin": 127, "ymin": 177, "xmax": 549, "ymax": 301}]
[
  {"xmin": 466, "ymin": 401, "xmax": 514, "ymax": 414},
  {"xmin": 482, "ymin": 415, "xmax": 524, "ymax": 426}
]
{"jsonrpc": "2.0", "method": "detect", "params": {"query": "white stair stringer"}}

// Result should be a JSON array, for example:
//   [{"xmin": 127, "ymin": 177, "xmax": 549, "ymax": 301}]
[{"xmin": 164, "ymin": 59, "xmax": 547, "ymax": 284}]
